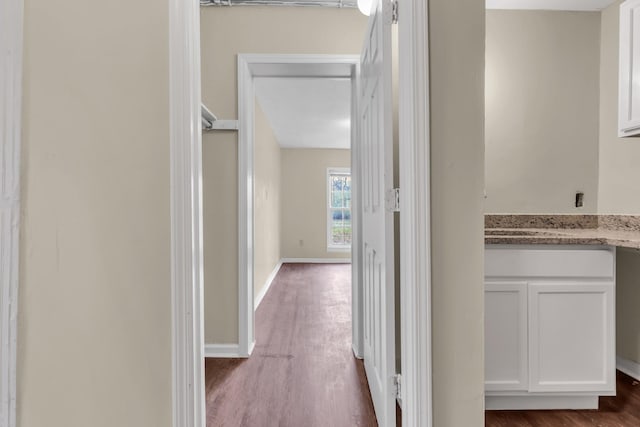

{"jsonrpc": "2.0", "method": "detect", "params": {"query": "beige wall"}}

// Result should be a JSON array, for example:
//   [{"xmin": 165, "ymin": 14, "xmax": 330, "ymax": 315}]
[
  {"xmin": 200, "ymin": 7, "xmax": 367, "ymax": 343},
  {"xmin": 599, "ymin": 0, "xmax": 640, "ymax": 214},
  {"xmin": 430, "ymin": 0, "xmax": 486, "ymax": 425},
  {"xmin": 600, "ymin": 0, "xmax": 640, "ymax": 366},
  {"xmin": 485, "ymin": 10, "xmax": 601, "ymax": 214},
  {"xmin": 19, "ymin": 1, "xmax": 171, "ymax": 426},
  {"xmin": 280, "ymin": 149, "xmax": 351, "ymax": 259},
  {"xmin": 203, "ymin": 131, "xmax": 239, "ymax": 344},
  {"xmin": 254, "ymin": 101, "xmax": 282, "ymax": 300}
]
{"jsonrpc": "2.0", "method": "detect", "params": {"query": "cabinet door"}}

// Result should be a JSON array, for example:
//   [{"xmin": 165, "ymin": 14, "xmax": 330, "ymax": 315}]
[
  {"xmin": 528, "ymin": 282, "xmax": 615, "ymax": 393},
  {"xmin": 619, "ymin": 0, "xmax": 640, "ymax": 136},
  {"xmin": 485, "ymin": 282, "xmax": 528, "ymax": 391}
]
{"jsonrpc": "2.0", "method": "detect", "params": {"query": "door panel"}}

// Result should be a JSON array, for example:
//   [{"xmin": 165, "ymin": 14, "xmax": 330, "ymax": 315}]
[
  {"xmin": 485, "ymin": 282, "xmax": 528, "ymax": 392},
  {"xmin": 359, "ymin": 0, "xmax": 395, "ymax": 425},
  {"xmin": 528, "ymin": 282, "xmax": 615, "ymax": 393}
]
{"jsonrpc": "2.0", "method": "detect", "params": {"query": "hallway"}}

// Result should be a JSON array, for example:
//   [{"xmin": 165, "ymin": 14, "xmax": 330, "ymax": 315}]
[{"xmin": 205, "ymin": 263, "xmax": 378, "ymax": 427}]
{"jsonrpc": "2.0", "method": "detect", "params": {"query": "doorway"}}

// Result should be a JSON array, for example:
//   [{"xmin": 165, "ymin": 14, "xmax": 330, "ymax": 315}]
[
  {"xmin": 236, "ymin": 54, "xmax": 363, "ymax": 357},
  {"xmin": 252, "ymin": 75, "xmax": 354, "ymax": 306},
  {"xmin": 170, "ymin": 2, "xmax": 433, "ymax": 426}
]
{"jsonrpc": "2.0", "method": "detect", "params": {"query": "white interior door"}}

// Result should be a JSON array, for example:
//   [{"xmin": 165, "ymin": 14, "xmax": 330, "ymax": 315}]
[{"xmin": 359, "ymin": 1, "xmax": 395, "ymax": 425}]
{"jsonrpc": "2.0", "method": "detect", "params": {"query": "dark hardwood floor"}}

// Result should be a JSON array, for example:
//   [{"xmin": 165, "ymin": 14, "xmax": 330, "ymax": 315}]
[
  {"xmin": 205, "ymin": 263, "xmax": 378, "ymax": 427},
  {"xmin": 486, "ymin": 371, "xmax": 640, "ymax": 426}
]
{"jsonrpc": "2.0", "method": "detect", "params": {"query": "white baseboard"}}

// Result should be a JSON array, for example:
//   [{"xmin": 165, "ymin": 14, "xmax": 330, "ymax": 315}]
[
  {"xmin": 255, "ymin": 261, "xmax": 282, "ymax": 309},
  {"xmin": 352, "ymin": 344, "xmax": 363, "ymax": 360},
  {"xmin": 281, "ymin": 257, "xmax": 351, "ymax": 264},
  {"xmin": 204, "ymin": 344, "xmax": 243, "ymax": 358},
  {"xmin": 617, "ymin": 356, "xmax": 640, "ymax": 381}
]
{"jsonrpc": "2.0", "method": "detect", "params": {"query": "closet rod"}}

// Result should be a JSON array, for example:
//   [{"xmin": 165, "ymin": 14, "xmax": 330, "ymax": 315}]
[{"xmin": 201, "ymin": 103, "xmax": 238, "ymax": 131}]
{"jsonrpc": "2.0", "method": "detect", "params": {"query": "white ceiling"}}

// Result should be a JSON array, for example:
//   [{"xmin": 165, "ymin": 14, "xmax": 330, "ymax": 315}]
[
  {"xmin": 486, "ymin": 0, "xmax": 616, "ymax": 11},
  {"xmin": 255, "ymin": 77, "xmax": 351, "ymax": 150}
]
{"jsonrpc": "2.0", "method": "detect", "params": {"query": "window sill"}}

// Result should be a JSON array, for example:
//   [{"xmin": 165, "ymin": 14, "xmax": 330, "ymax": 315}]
[{"xmin": 327, "ymin": 246, "xmax": 352, "ymax": 253}]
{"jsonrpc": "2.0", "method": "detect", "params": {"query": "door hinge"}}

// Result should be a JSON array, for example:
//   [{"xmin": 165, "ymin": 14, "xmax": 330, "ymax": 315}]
[
  {"xmin": 386, "ymin": 188, "xmax": 400, "ymax": 212},
  {"xmin": 393, "ymin": 374, "xmax": 402, "ymax": 402},
  {"xmin": 392, "ymin": 0, "xmax": 398, "ymax": 24}
]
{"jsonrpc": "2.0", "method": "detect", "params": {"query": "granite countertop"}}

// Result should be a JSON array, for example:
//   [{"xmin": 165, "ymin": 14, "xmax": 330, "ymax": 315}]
[{"xmin": 485, "ymin": 215, "xmax": 640, "ymax": 250}]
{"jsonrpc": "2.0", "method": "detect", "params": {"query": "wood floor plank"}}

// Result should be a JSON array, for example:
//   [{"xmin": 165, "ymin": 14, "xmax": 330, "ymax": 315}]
[
  {"xmin": 486, "ymin": 371, "xmax": 640, "ymax": 427},
  {"xmin": 205, "ymin": 263, "xmax": 379, "ymax": 427}
]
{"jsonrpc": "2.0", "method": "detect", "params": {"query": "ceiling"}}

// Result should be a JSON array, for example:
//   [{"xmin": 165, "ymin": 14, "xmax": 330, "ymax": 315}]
[
  {"xmin": 486, "ymin": 0, "xmax": 616, "ymax": 10},
  {"xmin": 255, "ymin": 77, "xmax": 351, "ymax": 150}
]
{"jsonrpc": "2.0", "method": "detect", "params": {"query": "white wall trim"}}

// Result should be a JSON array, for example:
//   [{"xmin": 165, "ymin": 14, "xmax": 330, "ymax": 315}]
[
  {"xmin": 281, "ymin": 258, "xmax": 352, "ymax": 264},
  {"xmin": 169, "ymin": 0, "xmax": 205, "ymax": 426},
  {"xmin": 617, "ymin": 356, "xmax": 640, "ymax": 381},
  {"xmin": 237, "ymin": 55, "xmax": 254, "ymax": 358},
  {"xmin": 0, "ymin": 0, "xmax": 23, "ymax": 425},
  {"xmin": 255, "ymin": 261, "xmax": 283, "ymax": 309},
  {"xmin": 0, "ymin": 1, "xmax": 23, "ymax": 426},
  {"xmin": 204, "ymin": 344, "xmax": 243, "ymax": 358},
  {"xmin": 398, "ymin": 0, "xmax": 433, "ymax": 426},
  {"xmin": 351, "ymin": 60, "xmax": 363, "ymax": 360},
  {"xmin": 238, "ymin": 54, "xmax": 360, "ymax": 360}
]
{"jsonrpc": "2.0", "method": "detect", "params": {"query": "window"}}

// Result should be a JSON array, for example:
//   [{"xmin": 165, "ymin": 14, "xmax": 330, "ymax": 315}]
[{"xmin": 327, "ymin": 168, "xmax": 351, "ymax": 251}]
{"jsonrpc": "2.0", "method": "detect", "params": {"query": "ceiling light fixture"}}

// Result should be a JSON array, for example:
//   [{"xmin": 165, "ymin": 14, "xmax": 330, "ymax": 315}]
[{"xmin": 357, "ymin": 0, "xmax": 372, "ymax": 15}]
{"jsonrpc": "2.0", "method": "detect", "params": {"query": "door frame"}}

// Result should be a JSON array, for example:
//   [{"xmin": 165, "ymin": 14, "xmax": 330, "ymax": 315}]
[
  {"xmin": 236, "ymin": 54, "xmax": 361, "ymax": 357},
  {"xmin": 0, "ymin": 0, "xmax": 23, "ymax": 425},
  {"xmin": 169, "ymin": 0, "xmax": 206, "ymax": 426},
  {"xmin": 398, "ymin": 1, "xmax": 433, "ymax": 425}
]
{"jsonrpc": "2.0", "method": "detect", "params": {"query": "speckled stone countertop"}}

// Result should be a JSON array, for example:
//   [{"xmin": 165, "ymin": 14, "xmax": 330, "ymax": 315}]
[{"xmin": 485, "ymin": 215, "xmax": 640, "ymax": 250}]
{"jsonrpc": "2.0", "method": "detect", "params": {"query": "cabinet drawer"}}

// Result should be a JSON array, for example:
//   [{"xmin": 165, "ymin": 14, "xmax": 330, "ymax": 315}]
[{"xmin": 485, "ymin": 247, "xmax": 614, "ymax": 279}]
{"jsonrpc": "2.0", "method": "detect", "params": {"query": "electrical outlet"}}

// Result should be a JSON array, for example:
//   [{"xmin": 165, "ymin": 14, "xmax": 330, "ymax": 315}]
[{"xmin": 575, "ymin": 192, "xmax": 584, "ymax": 208}]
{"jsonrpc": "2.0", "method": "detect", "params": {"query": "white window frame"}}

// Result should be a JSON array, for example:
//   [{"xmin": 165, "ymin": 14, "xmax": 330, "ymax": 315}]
[{"xmin": 326, "ymin": 167, "xmax": 352, "ymax": 252}]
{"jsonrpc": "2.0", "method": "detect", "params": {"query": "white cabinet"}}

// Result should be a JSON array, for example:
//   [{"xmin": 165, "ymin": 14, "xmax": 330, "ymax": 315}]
[
  {"xmin": 619, "ymin": 0, "xmax": 640, "ymax": 136},
  {"xmin": 485, "ymin": 246, "xmax": 616, "ymax": 410},
  {"xmin": 485, "ymin": 282, "xmax": 528, "ymax": 391},
  {"xmin": 528, "ymin": 282, "xmax": 615, "ymax": 393}
]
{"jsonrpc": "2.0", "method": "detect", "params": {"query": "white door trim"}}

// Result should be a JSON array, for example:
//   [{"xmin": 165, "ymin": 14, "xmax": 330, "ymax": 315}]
[
  {"xmin": 398, "ymin": 0, "xmax": 433, "ymax": 426},
  {"xmin": 0, "ymin": 0, "xmax": 23, "ymax": 425},
  {"xmin": 237, "ymin": 54, "xmax": 361, "ymax": 357},
  {"xmin": 169, "ymin": 0, "xmax": 206, "ymax": 426}
]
